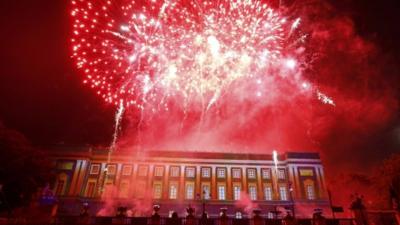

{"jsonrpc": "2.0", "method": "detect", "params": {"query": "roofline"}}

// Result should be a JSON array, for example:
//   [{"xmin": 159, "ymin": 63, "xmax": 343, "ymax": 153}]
[{"xmin": 46, "ymin": 146, "xmax": 320, "ymax": 161}]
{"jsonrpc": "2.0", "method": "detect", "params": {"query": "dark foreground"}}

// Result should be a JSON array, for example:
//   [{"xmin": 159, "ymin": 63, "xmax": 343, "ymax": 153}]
[{"xmin": 1, "ymin": 217, "xmax": 392, "ymax": 225}]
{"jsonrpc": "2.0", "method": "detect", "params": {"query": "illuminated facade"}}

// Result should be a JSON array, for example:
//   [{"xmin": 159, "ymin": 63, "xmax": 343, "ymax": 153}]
[{"xmin": 52, "ymin": 149, "xmax": 329, "ymax": 218}]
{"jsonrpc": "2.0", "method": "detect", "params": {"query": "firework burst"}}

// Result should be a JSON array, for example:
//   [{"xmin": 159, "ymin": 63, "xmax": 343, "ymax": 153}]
[{"xmin": 71, "ymin": 0, "xmax": 330, "ymax": 115}]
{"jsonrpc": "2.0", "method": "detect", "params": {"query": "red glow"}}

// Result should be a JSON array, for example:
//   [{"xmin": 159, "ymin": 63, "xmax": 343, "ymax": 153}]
[{"xmin": 69, "ymin": 0, "xmax": 398, "ymax": 175}]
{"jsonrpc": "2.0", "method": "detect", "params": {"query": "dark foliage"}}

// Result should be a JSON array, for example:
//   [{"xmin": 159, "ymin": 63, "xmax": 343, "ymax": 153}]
[{"xmin": 0, "ymin": 122, "xmax": 54, "ymax": 213}]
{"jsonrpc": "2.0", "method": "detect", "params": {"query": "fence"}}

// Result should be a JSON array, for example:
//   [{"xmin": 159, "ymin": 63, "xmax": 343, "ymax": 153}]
[
  {"xmin": 51, "ymin": 216, "xmax": 355, "ymax": 225},
  {"xmin": 5, "ymin": 215, "xmax": 399, "ymax": 225}
]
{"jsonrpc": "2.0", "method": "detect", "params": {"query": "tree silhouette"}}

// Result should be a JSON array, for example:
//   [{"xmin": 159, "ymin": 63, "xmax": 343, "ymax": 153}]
[
  {"xmin": 374, "ymin": 153, "xmax": 400, "ymax": 211},
  {"xmin": 0, "ymin": 122, "xmax": 54, "ymax": 213}
]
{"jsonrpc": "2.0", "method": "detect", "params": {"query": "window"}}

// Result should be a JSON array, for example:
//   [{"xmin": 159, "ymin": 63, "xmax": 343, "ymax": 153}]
[
  {"xmin": 153, "ymin": 183, "xmax": 162, "ymax": 199},
  {"xmin": 136, "ymin": 181, "xmax": 146, "ymax": 198},
  {"xmin": 57, "ymin": 162, "xmax": 74, "ymax": 170},
  {"xmin": 170, "ymin": 166, "xmax": 180, "ymax": 177},
  {"xmin": 278, "ymin": 169, "xmax": 286, "ymax": 179},
  {"xmin": 119, "ymin": 181, "xmax": 130, "ymax": 198},
  {"xmin": 185, "ymin": 183, "xmax": 195, "ymax": 199},
  {"xmin": 264, "ymin": 186, "xmax": 273, "ymax": 200},
  {"xmin": 154, "ymin": 166, "xmax": 164, "ymax": 177},
  {"xmin": 232, "ymin": 168, "xmax": 241, "ymax": 179},
  {"xmin": 279, "ymin": 186, "xmax": 288, "ymax": 200},
  {"xmin": 201, "ymin": 167, "xmax": 211, "ymax": 178},
  {"xmin": 106, "ymin": 164, "xmax": 116, "ymax": 175},
  {"xmin": 202, "ymin": 184, "xmax": 211, "ymax": 200},
  {"xmin": 138, "ymin": 165, "xmax": 148, "ymax": 177},
  {"xmin": 235, "ymin": 212, "xmax": 242, "ymax": 219},
  {"xmin": 55, "ymin": 180, "xmax": 65, "ymax": 195},
  {"xmin": 217, "ymin": 168, "xmax": 226, "ymax": 178},
  {"xmin": 300, "ymin": 169, "xmax": 314, "ymax": 176},
  {"xmin": 262, "ymin": 169, "xmax": 271, "ymax": 179},
  {"xmin": 249, "ymin": 185, "xmax": 257, "ymax": 200},
  {"xmin": 233, "ymin": 185, "xmax": 241, "ymax": 200},
  {"xmin": 247, "ymin": 168, "xmax": 256, "ymax": 179},
  {"xmin": 104, "ymin": 177, "xmax": 114, "ymax": 187},
  {"xmin": 105, "ymin": 181, "xmax": 114, "ymax": 188},
  {"xmin": 55, "ymin": 173, "xmax": 68, "ymax": 196},
  {"xmin": 86, "ymin": 181, "xmax": 96, "ymax": 197},
  {"xmin": 122, "ymin": 165, "xmax": 132, "ymax": 176},
  {"xmin": 169, "ymin": 183, "xmax": 178, "ymax": 199},
  {"xmin": 218, "ymin": 185, "xmax": 226, "ymax": 200},
  {"xmin": 185, "ymin": 167, "xmax": 195, "ymax": 178},
  {"xmin": 306, "ymin": 184, "xmax": 315, "ymax": 200},
  {"xmin": 90, "ymin": 164, "xmax": 100, "ymax": 175}
]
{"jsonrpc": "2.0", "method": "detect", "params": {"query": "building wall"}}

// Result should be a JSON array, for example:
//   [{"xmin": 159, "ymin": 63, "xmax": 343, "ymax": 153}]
[{"xmin": 52, "ymin": 150, "xmax": 329, "ymax": 217}]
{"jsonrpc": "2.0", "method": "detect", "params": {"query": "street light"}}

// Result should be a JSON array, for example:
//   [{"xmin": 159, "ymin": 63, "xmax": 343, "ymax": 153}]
[
  {"xmin": 288, "ymin": 181, "xmax": 296, "ymax": 218},
  {"xmin": 99, "ymin": 166, "xmax": 109, "ymax": 195},
  {"xmin": 198, "ymin": 190, "xmax": 209, "ymax": 220}
]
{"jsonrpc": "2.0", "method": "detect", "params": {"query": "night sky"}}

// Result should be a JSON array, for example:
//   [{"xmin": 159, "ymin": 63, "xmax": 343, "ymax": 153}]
[{"xmin": 0, "ymin": 0, "xmax": 399, "ymax": 174}]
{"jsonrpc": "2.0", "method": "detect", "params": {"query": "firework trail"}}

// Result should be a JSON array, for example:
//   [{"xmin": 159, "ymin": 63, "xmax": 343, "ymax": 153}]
[
  {"xmin": 272, "ymin": 150, "xmax": 279, "ymax": 196},
  {"xmin": 317, "ymin": 91, "xmax": 335, "ymax": 106},
  {"xmin": 273, "ymin": 150, "xmax": 279, "ymax": 171},
  {"xmin": 110, "ymin": 100, "xmax": 125, "ymax": 151}
]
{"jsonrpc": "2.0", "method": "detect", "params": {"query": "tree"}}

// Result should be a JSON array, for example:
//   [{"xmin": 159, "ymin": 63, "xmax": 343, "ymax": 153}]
[
  {"xmin": 0, "ymin": 122, "xmax": 54, "ymax": 213},
  {"xmin": 373, "ymin": 153, "xmax": 400, "ymax": 211}
]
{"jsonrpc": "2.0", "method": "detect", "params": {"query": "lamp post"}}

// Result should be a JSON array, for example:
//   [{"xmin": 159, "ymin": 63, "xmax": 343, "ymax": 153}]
[
  {"xmin": 99, "ymin": 166, "xmax": 108, "ymax": 196},
  {"xmin": 203, "ymin": 190, "xmax": 206, "ymax": 215},
  {"xmin": 198, "ymin": 190, "xmax": 209, "ymax": 220},
  {"xmin": 288, "ymin": 181, "xmax": 295, "ymax": 218},
  {"xmin": 328, "ymin": 189, "xmax": 335, "ymax": 219}
]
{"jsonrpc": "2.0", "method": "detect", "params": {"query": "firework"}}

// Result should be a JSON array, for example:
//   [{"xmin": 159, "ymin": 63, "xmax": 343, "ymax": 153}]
[
  {"xmin": 273, "ymin": 150, "xmax": 278, "ymax": 172},
  {"xmin": 272, "ymin": 150, "xmax": 279, "ymax": 195},
  {"xmin": 110, "ymin": 101, "xmax": 125, "ymax": 151},
  {"xmin": 317, "ymin": 91, "xmax": 335, "ymax": 106},
  {"xmin": 71, "ymin": 0, "xmax": 330, "ymax": 114}
]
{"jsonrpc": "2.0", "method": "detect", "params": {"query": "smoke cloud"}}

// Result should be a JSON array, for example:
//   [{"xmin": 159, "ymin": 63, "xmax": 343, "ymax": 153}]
[
  {"xmin": 234, "ymin": 193, "xmax": 259, "ymax": 215},
  {"xmin": 96, "ymin": 185, "xmax": 154, "ymax": 217},
  {"xmin": 109, "ymin": 0, "xmax": 400, "ymax": 209},
  {"xmin": 115, "ymin": 0, "xmax": 398, "ymax": 172}
]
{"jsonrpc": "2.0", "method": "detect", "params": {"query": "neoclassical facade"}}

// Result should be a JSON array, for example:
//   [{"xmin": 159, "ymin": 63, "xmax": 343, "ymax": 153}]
[{"xmin": 51, "ymin": 149, "xmax": 329, "ymax": 218}]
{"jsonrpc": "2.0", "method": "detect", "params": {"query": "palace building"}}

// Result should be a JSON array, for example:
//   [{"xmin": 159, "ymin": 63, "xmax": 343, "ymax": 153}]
[{"xmin": 51, "ymin": 148, "xmax": 329, "ymax": 218}]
